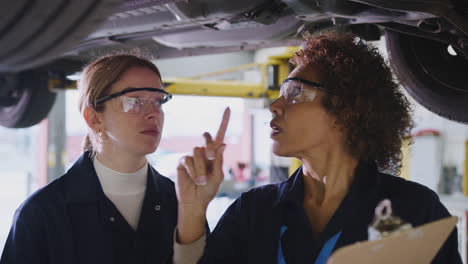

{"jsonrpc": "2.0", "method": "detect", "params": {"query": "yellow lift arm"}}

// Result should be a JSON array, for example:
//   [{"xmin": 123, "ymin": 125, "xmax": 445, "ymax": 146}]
[
  {"xmin": 163, "ymin": 47, "xmax": 299, "ymax": 99},
  {"xmin": 53, "ymin": 47, "xmax": 299, "ymax": 100}
]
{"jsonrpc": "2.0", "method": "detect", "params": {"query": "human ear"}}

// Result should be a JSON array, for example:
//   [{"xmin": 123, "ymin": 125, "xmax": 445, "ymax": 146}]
[{"xmin": 83, "ymin": 106, "xmax": 104, "ymax": 132}]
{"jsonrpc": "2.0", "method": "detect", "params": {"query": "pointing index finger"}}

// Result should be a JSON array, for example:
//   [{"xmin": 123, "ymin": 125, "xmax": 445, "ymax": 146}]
[{"xmin": 214, "ymin": 107, "xmax": 230, "ymax": 146}]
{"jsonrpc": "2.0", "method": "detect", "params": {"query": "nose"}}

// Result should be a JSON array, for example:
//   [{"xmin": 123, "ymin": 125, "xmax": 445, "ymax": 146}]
[
  {"xmin": 269, "ymin": 96, "xmax": 285, "ymax": 117},
  {"xmin": 144, "ymin": 104, "xmax": 163, "ymax": 120}
]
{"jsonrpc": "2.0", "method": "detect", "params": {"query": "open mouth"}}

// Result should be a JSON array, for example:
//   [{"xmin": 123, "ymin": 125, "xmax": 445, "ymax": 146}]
[{"xmin": 270, "ymin": 122, "xmax": 283, "ymax": 137}]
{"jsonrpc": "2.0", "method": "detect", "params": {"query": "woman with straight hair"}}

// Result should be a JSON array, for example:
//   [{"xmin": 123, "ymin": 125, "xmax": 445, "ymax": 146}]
[{"xmin": 0, "ymin": 53, "xmax": 229, "ymax": 264}]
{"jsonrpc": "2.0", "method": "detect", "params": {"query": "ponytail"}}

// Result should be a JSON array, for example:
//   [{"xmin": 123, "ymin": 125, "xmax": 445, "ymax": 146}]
[{"xmin": 83, "ymin": 134, "xmax": 94, "ymax": 152}]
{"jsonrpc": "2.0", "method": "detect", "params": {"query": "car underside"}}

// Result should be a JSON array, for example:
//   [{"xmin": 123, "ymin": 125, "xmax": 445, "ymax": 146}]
[{"xmin": 0, "ymin": 0, "xmax": 467, "ymax": 127}]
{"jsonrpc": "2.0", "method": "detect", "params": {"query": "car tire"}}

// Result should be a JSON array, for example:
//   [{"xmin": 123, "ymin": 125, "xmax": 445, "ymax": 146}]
[
  {"xmin": 385, "ymin": 29, "xmax": 468, "ymax": 123},
  {"xmin": 0, "ymin": 0, "xmax": 122, "ymax": 72},
  {"xmin": 0, "ymin": 71, "xmax": 56, "ymax": 128}
]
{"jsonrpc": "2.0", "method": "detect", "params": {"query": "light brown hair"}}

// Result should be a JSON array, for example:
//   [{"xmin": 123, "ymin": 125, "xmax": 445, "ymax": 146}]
[{"xmin": 78, "ymin": 53, "xmax": 162, "ymax": 155}]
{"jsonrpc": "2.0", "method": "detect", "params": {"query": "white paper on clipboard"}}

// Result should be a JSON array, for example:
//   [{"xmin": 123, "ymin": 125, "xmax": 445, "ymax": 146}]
[{"xmin": 327, "ymin": 216, "xmax": 458, "ymax": 264}]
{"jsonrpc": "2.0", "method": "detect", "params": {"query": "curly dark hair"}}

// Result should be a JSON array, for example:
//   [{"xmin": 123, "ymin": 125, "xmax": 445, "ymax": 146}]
[{"xmin": 290, "ymin": 31, "xmax": 414, "ymax": 173}]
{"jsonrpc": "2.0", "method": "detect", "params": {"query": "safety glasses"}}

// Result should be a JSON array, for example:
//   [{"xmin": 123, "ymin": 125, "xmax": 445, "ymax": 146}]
[
  {"xmin": 279, "ymin": 77, "xmax": 331, "ymax": 105},
  {"xmin": 95, "ymin": 87, "xmax": 172, "ymax": 114}
]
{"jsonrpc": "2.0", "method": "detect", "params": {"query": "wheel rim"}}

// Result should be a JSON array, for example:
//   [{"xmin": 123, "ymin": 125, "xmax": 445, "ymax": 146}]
[{"xmin": 410, "ymin": 36, "xmax": 468, "ymax": 93}]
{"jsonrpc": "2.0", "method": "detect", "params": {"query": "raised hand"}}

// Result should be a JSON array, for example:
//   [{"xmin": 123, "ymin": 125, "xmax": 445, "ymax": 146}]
[{"xmin": 175, "ymin": 107, "xmax": 230, "ymax": 244}]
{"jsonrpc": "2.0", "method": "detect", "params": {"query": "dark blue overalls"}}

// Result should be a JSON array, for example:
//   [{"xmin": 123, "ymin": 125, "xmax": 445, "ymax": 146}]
[
  {"xmin": 199, "ymin": 161, "xmax": 462, "ymax": 264},
  {"xmin": 1, "ymin": 152, "xmax": 178, "ymax": 264}
]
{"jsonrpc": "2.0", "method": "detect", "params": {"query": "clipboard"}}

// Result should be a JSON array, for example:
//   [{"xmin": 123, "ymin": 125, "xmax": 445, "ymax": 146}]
[{"xmin": 327, "ymin": 216, "xmax": 458, "ymax": 264}]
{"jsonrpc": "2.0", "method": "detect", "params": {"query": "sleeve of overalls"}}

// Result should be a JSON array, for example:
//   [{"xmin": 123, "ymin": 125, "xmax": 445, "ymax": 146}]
[
  {"xmin": 0, "ymin": 204, "xmax": 48, "ymax": 264},
  {"xmin": 197, "ymin": 194, "xmax": 250, "ymax": 264},
  {"xmin": 426, "ymin": 191, "xmax": 463, "ymax": 264}
]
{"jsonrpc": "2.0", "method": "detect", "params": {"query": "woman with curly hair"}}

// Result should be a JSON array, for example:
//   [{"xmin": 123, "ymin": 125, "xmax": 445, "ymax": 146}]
[{"xmin": 174, "ymin": 31, "xmax": 462, "ymax": 263}]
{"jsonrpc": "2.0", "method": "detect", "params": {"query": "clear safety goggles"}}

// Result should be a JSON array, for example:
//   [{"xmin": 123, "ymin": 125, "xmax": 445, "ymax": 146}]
[
  {"xmin": 95, "ymin": 87, "xmax": 172, "ymax": 114},
  {"xmin": 279, "ymin": 77, "xmax": 331, "ymax": 105}
]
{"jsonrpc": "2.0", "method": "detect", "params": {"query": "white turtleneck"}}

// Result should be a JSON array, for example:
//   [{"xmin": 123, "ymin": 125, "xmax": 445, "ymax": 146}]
[
  {"xmin": 94, "ymin": 157, "xmax": 204, "ymax": 264},
  {"xmin": 93, "ymin": 157, "xmax": 148, "ymax": 230}
]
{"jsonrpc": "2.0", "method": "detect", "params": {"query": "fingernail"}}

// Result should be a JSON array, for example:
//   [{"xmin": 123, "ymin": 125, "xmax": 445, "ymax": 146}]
[
  {"xmin": 207, "ymin": 150, "xmax": 215, "ymax": 160},
  {"xmin": 195, "ymin": 176, "xmax": 207, "ymax": 186}
]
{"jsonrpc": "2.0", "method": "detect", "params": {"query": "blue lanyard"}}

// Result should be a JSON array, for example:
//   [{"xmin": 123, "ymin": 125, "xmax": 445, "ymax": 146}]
[{"xmin": 277, "ymin": 226, "xmax": 342, "ymax": 264}]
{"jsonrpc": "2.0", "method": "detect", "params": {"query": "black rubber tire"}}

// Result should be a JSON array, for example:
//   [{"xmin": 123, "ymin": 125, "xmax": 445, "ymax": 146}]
[
  {"xmin": 0, "ymin": 71, "xmax": 56, "ymax": 128},
  {"xmin": 0, "ymin": 0, "xmax": 122, "ymax": 72},
  {"xmin": 385, "ymin": 29, "xmax": 468, "ymax": 124}
]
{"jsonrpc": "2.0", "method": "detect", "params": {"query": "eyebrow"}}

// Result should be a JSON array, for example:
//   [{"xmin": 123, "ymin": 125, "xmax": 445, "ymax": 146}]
[
  {"xmin": 95, "ymin": 87, "xmax": 171, "ymax": 105},
  {"xmin": 284, "ymin": 77, "xmax": 333, "ymax": 94},
  {"xmin": 121, "ymin": 86, "xmax": 164, "ymax": 92},
  {"xmin": 284, "ymin": 77, "xmax": 323, "ymax": 88}
]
